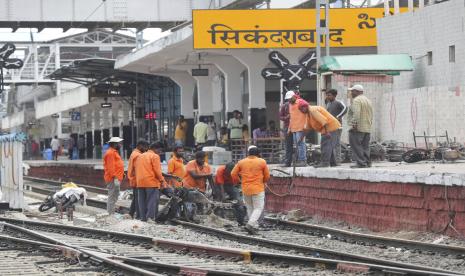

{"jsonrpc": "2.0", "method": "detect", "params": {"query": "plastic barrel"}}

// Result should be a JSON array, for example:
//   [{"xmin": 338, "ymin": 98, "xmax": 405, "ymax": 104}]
[{"xmin": 44, "ymin": 148, "xmax": 53, "ymax": 160}]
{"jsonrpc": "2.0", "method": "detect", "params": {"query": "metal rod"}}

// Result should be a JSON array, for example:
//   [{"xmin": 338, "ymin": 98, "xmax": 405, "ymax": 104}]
[
  {"xmin": 325, "ymin": 0, "xmax": 330, "ymax": 57},
  {"xmin": 316, "ymin": 0, "xmax": 321, "ymax": 107}
]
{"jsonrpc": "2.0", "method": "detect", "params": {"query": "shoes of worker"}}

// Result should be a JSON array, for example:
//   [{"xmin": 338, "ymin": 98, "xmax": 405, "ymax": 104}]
[
  {"xmin": 350, "ymin": 164, "xmax": 367, "ymax": 169},
  {"xmin": 294, "ymin": 161, "xmax": 307, "ymax": 167},
  {"xmin": 314, "ymin": 163, "xmax": 330, "ymax": 168},
  {"xmin": 244, "ymin": 223, "xmax": 258, "ymax": 235}
]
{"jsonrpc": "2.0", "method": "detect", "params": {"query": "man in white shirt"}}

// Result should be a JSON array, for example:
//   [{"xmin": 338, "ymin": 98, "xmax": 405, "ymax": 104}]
[
  {"xmin": 227, "ymin": 110, "xmax": 243, "ymax": 139},
  {"xmin": 50, "ymin": 136, "xmax": 60, "ymax": 161},
  {"xmin": 193, "ymin": 118, "xmax": 209, "ymax": 150}
]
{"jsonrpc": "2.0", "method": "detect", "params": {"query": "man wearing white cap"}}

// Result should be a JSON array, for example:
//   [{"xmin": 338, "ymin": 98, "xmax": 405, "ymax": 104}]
[
  {"xmin": 347, "ymin": 84, "xmax": 373, "ymax": 168},
  {"xmin": 103, "ymin": 137, "xmax": 124, "ymax": 214},
  {"xmin": 231, "ymin": 145, "xmax": 270, "ymax": 234},
  {"xmin": 287, "ymin": 90, "xmax": 309, "ymax": 167}
]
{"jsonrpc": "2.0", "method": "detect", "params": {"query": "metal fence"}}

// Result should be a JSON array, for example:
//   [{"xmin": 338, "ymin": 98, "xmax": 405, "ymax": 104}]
[{"xmin": 230, "ymin": 137, "xmax": 284, "ymax": 164}]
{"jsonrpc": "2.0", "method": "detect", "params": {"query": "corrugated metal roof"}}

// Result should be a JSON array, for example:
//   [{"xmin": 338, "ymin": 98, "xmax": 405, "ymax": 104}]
[{"xmin": 320, "ymin": 54, "xmax": 414, "ymax": 74}]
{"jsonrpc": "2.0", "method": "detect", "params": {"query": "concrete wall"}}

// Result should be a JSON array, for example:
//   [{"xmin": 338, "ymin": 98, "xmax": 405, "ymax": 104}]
[
  {"xmin": 331, "ymin": 74, "xmax": 465, "ymax": 145},
  {"xmin": 331, "ymin": 74, "xmax": 394, "ymax": 143},
  {"xmin": 377, "ymin": 0, "xmax": 465, "ymax": 91}
]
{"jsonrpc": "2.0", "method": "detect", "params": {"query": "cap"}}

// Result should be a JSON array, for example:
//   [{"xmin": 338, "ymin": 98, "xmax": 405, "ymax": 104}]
[
  {"xmin": 284, "ymin": 91, "xmax": 296, "ymax": 100},
  {"xmin": 248, "ymin": 145, "xmax": 257, "ymax": 151},
  {"xmin": 348, "ymin": 84, "xmax": 364, "ymax": 92},
  {"xmin": 108, "ymin": 137, "xmax": 123, "ymax": 143}
]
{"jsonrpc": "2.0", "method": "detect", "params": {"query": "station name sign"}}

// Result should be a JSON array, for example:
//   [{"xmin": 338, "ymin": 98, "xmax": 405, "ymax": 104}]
[{"xmin": 193, "ymin": 8, "xmax": 405, "ymax": 49}]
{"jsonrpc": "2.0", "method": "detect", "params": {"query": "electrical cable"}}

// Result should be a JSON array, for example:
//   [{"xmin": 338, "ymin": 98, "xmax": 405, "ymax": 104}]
[
  {"xmin": 266, "ymin": 146, "xmax": 298, "ymax": 197},
  {"xmin": 76, "ymin": 0, "xmax": 107, "ymax": 29}
]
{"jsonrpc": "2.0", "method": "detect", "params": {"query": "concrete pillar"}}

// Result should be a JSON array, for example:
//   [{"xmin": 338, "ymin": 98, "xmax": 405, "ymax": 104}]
[
  {"xmin": 229, "ymin": 49, "xmax": 269, "ymax": 109},
  {"xmin": 193, "ymin": 68, "xmax": 217, "ymax": 116},
  {"xmin": 165, "ymin": 72, "xmax": 196, "ymax": 119},
  {"xmin": 408, "ymin": 0, "xmax": 413, "ymax": 12},
  {"xmin": 94, "ymin": 107, "xmax": 101, "ymax": 130},
  {"xmin": 393, "ymin": 0, "xmax": 400, "ymax": 14},
  {"xmin": 102, "ymin": 109, "xmax": 110, "ymax": 129},
  {"xmin": 205, "ymin": 55, "xmax": 245, "ymax": 113},
  {"xmin": 211, "ymin": 73, "xmax": 223, "ymax": 113},
  {"xmin": 419, "ymin": 0, "xmax": 424, "ymax": 8}
]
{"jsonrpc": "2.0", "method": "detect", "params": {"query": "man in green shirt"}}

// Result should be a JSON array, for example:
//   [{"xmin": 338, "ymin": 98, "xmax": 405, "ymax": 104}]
[
  {"xmin": 347, "ymin": 85, "xmax": 373, "ymax": 168},
  {"xmin": 228, "ymin": 110, "xmax": 243, "ymax": 139}
]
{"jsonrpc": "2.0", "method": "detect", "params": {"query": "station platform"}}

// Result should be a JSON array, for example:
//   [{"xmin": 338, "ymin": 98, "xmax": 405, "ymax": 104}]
[{"xmin": 23, "ymin": 158, "xmax": 465, "ymax": 236}]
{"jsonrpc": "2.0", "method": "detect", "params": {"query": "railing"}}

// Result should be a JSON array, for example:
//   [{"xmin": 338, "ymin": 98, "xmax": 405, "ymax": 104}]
[{"xmin": 230, "ymin": 137, "xmax": 284, "ymax": 164}]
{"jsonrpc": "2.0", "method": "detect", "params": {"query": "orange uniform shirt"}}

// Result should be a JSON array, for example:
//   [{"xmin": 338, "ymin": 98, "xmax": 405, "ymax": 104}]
[
  {"xmin": 182, "ymin": 160, "xmax": 212, "ymax": 192},
  {"xmin": 127, "ymin": 149, "xmax": 142, "ymax": 188},
  {"xmin": 135, "ymin": 150, "xmax": 165, "ymax": 188},
  {"xmin": 231, "ymin": 156, "xmax": 270, "ymax": 196},
  {"xmin": 167, "ymin": 156, "xmax": 185, "ymax": 187},
  {"xmin": 289, "ymin": 98, "xmax": 309, "ymax": 133},
  {"xmin": 103, "ymin": 147, "xmax": 124, "ymax": 183},
  {"xmin": 215, "ymin": 165, "xmax": 236, "ymax": 185},
  {"xmin": 306, "ymin": 106, "xmax": 342, "ymax": 134}
]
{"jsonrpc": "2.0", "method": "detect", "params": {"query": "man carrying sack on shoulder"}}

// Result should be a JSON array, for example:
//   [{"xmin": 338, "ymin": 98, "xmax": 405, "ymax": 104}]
[{"xmin": 303, "ymin": 101, "xmax": 341, "ymax": 168}]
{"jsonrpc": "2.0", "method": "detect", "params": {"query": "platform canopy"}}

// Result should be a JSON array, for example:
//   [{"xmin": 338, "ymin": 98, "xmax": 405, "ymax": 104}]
[
  {"xmin": 49, "ymin": 58, "xmax": 148, "ymax": 97},
  {"xmin": 319, "ymin": 54, "xmax": 414, "ymax": 75}
]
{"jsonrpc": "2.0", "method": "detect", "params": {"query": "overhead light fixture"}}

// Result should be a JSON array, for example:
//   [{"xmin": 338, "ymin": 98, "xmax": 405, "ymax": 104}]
[{"xmin": 51, "ymin": 113, "xmax": 59, "ymax": 118}]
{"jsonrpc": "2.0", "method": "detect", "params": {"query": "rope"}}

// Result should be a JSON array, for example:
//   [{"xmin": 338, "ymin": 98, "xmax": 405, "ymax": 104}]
[
  {"xmin": 3, "ymin": 142, "xmax": 10, "ymax": 158},
  {"xmin": 11, "ymin": 142, "xmax": 17, "ymax": 186},
  {"xmin": 434, "ymin": 183, "xmax": 465, "ymax": 238},
  {"xmin": 266, "ymin": 146, "xmax": 299, "ymax": 197}
]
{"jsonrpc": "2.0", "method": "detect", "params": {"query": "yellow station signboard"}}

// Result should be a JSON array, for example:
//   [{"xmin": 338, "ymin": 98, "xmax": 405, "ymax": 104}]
[{"xmin": 193, "ymin": 8, "xmax": 403, "ymax": 49}]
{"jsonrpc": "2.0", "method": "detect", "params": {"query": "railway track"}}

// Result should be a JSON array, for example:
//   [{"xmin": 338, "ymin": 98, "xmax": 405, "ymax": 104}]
[
  {"xmin": 0, "ymin": 217, "xmax": 453, "ymax": 275},
  {"xmin": 23, "ymin": 177, "xmax": 465, "ymax": 275},
  {"xmin": 0, "ymin": 234, "xmax": 159, "ymax": 275},
  {"xmin": 265, "ymin": 217, "xmax": 465, "ymax": 259}
]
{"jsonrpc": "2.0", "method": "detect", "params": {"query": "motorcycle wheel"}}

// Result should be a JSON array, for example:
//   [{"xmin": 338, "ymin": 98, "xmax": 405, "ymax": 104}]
[{"xmin": 39, "ymin": 203, "xmax": 54, "ymax": 212}]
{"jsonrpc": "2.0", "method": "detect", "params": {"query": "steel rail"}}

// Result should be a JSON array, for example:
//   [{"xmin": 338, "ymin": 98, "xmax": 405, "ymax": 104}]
[
  {"xmin": 0, "ymin": 234, "xmax": 161, "ymax": 276},
  {"xmin": 173, "ymin": 219, "xmax": 461, "ymax": 275},
  {"xmin": 0, "ymin": 221, "xmax": 251, "ymax": 276},
  {"xmin": 265, "ymin": 217, "xmax": 465, "ymax": 258},
  {"xmin": 24, "ymin": 176, "xmax": 108, "ymax": 194},
  {"xmin": 0, "ymin": 217, "xmax": 453, "ymax": 275}
]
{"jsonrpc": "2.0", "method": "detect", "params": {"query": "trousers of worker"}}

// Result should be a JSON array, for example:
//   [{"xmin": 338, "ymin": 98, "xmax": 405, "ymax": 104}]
[
  {"xmin": 320, "ymin": 130, "xmax": 339, "ymax": 166},
  {"xmin": 243, "ymin": 192, "xmax": 265, "ymax": 228},
  {"xmin": 107, "ymin": 179, "xmax": 120, "ymax": 214},
  {"xmin": 137, "ymin": 188, "xmax": 160, "ymax": 221}
]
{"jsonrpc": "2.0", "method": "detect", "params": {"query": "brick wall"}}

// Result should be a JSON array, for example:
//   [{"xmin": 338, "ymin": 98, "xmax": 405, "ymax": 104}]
[
  {"xmin": 266, "ymin": 177, "xmax": 465, "ymax": 236},
  {"xmin": 27, "ymin": 165, "xmax": 131, "ymax": 190}
]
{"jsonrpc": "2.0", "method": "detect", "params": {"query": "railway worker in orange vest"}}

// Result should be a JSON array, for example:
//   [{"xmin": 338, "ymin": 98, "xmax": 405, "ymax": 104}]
[
  {"xmin": 127, "ymin": 139, "xmax": 149, "ymax": 219},
  {"xmin": 231, "ymin": 146, "xmax": 270, "ymax": 234},
  {"xmin": 306, "ymin": 105, "xmax": 342, "ymax": 168},
  {"xmin": 135, "ymin": 141, "xmax": 166, "ymax": 222},
  {"xmin": 287, "ymin": 90, "xmax": 309, "ymax": 167},
  {"xmin": 214, "ymin": 162, "xmax": 239, "ymax": 201},
  {"xmin": 167, "ymin": 145, "xmax": 186, "ymax": 188},
  {"xmin": 182, "ymin": 151, "xmax": 213, "ymax": 194},
  {"xmin": 103, "ymin": 137, "xmax": 124, "ymax": 215}
]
